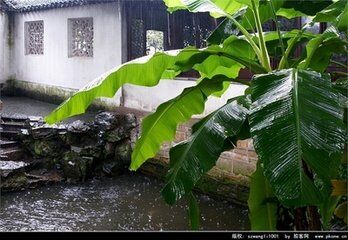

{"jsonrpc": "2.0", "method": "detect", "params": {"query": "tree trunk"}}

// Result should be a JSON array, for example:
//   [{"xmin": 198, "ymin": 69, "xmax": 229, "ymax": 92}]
[
  {"xmin": 295, "ymin": 207, "xmax": 308, "ymax": 230},
  {"xmin": 307, "ymin": 206, "xmax": 322, "ymax": 230},
  {"xmin": 303, "ymin": 161, "xmax": 322, "ymax": 230}
]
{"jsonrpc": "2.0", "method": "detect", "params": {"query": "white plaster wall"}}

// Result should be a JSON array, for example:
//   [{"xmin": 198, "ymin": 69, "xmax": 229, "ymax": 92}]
[
  {"xmin": 10, "ymin": 2, "xmax": 246, "ymax": 116},
  {"xmin": 11, "ymin": 2, "xmax": 122, "ymax": 104},
  {"xmin": 123, "ymin": 80, "xmax": 247, "ymax": 116},
  {"xmin": 0, "ymin": 11, "xmax": 10, "ymax": 83}
]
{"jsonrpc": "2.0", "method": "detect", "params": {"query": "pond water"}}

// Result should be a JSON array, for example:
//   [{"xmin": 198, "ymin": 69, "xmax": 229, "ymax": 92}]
[
  {"xmin": 0, "ymin": 173, "xmax": 249, "ymax": 231},
  {"xmin": 0, "ymin": 96, "xmax": 95, "ymax": 123}
]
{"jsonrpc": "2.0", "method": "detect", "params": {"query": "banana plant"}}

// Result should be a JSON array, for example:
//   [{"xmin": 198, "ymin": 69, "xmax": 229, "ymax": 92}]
[{"xmin": 45, "ymin": 0, "xmax": 348, "ymax": 230}]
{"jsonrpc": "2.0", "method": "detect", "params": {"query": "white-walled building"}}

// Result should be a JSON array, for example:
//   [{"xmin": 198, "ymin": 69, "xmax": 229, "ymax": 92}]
[{"xmin": 0, "ymin": 0, "xmax": 247, "ymax": 115}]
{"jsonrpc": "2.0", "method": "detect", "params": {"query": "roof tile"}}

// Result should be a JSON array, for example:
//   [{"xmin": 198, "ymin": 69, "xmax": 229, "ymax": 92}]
[{"xmin": 3, "ymin": 0, "xmax": 116, "ymax": 12}]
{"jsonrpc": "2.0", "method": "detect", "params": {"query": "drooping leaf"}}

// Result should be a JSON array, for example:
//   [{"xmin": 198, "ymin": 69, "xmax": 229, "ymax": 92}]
[
  {"xmin": 173, "ymin": 0, "xmax": 334, "ymax": 47},
  {"xmin": 187, "ymin": 192, "xmax": 200, "ymax": 230},
  {"xmin": 130, "ymin": 75, "xmax": 229, "ymax": 170},
  {"xmin": 128, "ymin": 35, "xmax": 258, "ymax": 171},
  {"xmin": 248, "ymin": 161, "xmax": 278, "ymax": 230},
  {"xmin": 249, "ymin": 69, "xmax": 346, "ymax": 206},
  {"xmin": 44, "ymin": 49, "xmax": 201, "ymax": 124},
  {"xmin": 298, "ymin": 26, "xmax": 347, "ymax": 72},
  {"xmin": 313, "ymin": 0, "xmax": 348, "ymax": 33},
  {"xmin": 238, "ymin": 0, "xmax": 332, "ymax": 32},
  {"xmin": 45, "ymin": 40, "xmax": 263, "ymax": 124},
  {"xmin": 162, "ymin": 95, "xmax": 249, "ymax": 204}
]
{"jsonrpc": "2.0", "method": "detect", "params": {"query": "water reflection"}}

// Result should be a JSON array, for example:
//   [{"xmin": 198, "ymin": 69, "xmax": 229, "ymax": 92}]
[{"xmin": 0, "ymin": 173, "xmax": 249, "ymax": 231}]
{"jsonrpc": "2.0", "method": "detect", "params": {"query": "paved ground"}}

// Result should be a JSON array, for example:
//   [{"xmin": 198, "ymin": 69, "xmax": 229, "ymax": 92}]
[{"xmin": 0, "ymin": 96, "xmax": 95, "ymax": 123}]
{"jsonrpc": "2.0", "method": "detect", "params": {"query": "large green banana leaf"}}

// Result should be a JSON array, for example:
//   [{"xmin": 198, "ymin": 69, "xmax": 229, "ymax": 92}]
[
  {"xmin": 178, "ymin": 0, "xmax": 333, "ymax": 45},
  {"xmin": 165, "ymin": 0, "xmax": 332, "ymax": 19},
  {"xmin": 129, "ymin": 37, "xmax": 256, "ymax": 170},
  {"xmin": 248, "ymin": 161, "xmax": 277, "ymax": 230},
  {"xmin": 249, "ymin": 69, "xmax": 346, "ymax": 206},
  {"xmin": 45, "ymin": 40, "xmax": 262, "ymax": 124},
  {"xmin": 44, "ymin": 49, "xmax": 195, "ymax": 124},
  {"xmin": 130, "ymin": 75, "xmax": 230, "ymax": 170},
  {"xmin": 161, "ymin": 95, "xmax": 249, "ymax": 204},
  {"xmin": 164, "ymin": 0, "xmax": 247, "ymax": 18}
]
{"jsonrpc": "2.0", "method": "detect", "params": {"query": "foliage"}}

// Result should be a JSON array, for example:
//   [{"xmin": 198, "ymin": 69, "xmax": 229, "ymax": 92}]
[
  {"xmin": 130, "ymin": 75, "xmax": 229, "ymax": 170},
  {"xmin": 249, "ymin": 69, "xmax": 345, "ymax": 206},
  {"xmin": 46, "ymin": 0, "xmax": 348, "ymax": 231},
  {"xmin": 162, "ymin": 95, "xmax": 249, "ymax": 204}
]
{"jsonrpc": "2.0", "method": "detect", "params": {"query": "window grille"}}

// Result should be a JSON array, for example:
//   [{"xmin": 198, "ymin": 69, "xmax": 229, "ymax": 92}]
[
  {"xmin": 25, "ymin": 20, "xmax": 44, "ymax": 55},
  {"xmin": 68, "ymin": 17, "xmax": 93, "ymax": 57}
]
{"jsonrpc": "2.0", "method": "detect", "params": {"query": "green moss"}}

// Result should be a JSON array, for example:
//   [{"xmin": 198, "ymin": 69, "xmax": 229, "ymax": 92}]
[{"xmin": 1, "ymin": 173, "xmax": 28, "ymax": 191}]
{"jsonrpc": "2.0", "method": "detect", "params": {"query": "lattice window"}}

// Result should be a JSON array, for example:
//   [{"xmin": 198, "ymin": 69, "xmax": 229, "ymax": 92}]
[
  {"xmin": 68, "ymin": 18, "xmax": 93, "ymax": 57},
  {"xmin": 146, "ymin": 30, "xmax": 164, "ymax": 55},
  {"xmin": 183, "ymin": 24, "xmax": 196, "ymax": 47},
  {"xmin": 131, "ymin": 19, "xmax": 145, "ymax": 59},
  {"xmin": 25, "ymin": 20, "xmax": 44, "ymax": 55}
]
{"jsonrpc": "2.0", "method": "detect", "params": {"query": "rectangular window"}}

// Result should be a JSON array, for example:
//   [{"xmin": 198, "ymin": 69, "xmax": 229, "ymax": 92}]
[
  {"xmin": 68, "ymin": 17, "xmax": 94, "ymax": 57},
  {"xmin": 125, "ymin": 1, "xmax": 217, "ymax": 61},
  {"xmin": 25, "ymin": 20, "xmax": 44, "ymax": 55},
  {"xmin": 125, "ymin": 1, "xmax": 217, "ymax": 78}
]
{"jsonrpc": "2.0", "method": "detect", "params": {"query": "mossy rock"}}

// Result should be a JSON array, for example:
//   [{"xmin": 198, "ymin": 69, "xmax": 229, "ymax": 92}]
[
  {"xmin": 61, "ymin": 151, "xmax": 93, "ymax": 182},
  {"xmin": 0, "ymin": 173, "xmax": 28, "ymax": 192}
]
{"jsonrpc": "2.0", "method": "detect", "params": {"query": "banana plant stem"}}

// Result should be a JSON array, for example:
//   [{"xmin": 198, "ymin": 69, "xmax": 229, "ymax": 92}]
[
  {"xmin": 251, "ymin": 0, "xmax": 272, "ymax": 72},
  {"xmin": 278, "ymin": 29, "xmax": 304, "ymax": 70},
  {"xmin": 226, "ymin": 15, "xmax": 263, "ymax": 64},
  {"xmin": 330, "ymin": 60, "xmax": 348, "ymax": 69},
  {"xmin": 268, "ymin": 0, "xmax": 286, "ymax": 61}
]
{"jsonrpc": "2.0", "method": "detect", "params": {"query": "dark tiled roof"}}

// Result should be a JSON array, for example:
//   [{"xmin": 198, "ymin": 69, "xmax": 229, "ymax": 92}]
[
  {"xmin": 3, "ymin": 0, "xmax": 117, "ymax": 12},
  {"xmin": 0, "ymin": 0, "xmax": 9, "ymax": 11}
]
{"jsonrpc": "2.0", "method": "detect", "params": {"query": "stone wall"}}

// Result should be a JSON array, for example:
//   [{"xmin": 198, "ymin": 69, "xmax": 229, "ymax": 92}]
[
  {"xmin": 174, "ymin": 122, "xmax": 257, "ymax": 177},
  {"xmin": 0, "ymin": 112, "xmax": 138, "ymax": 191},
  {"xmin": 136, "ymin": 116, "xmax": 258, "ymax": 206}
]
